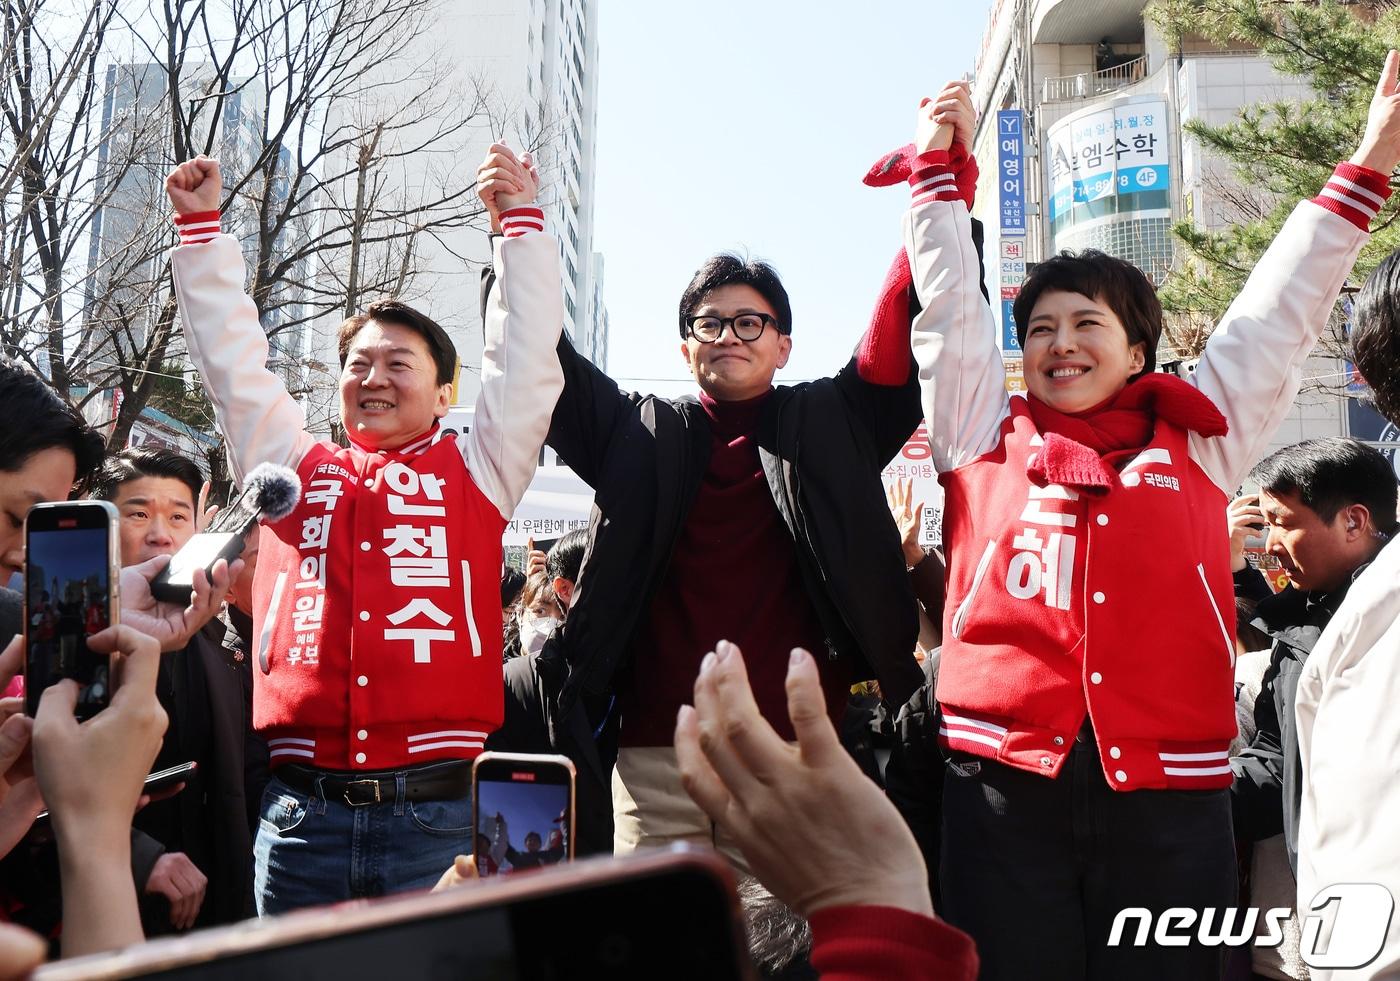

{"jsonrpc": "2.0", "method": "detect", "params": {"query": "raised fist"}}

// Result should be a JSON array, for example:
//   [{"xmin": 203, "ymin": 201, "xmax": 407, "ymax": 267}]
[
  {"xmin": 915, "ymin": 80, "xmax": 975, "ymax": 156},
  {"xmin": 164, "ymin": 156, "xmax": 223, "ymax": 216},
  {"xmin": 477, "ymin": 142, "xmax": 539, "ymax": 233}
]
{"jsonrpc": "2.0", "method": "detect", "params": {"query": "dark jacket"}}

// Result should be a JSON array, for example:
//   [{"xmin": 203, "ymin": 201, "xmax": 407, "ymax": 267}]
[
  {"xmin": 884, "ymin": 652, "xmax": 943, "ymax": 909},
  {"xmin": 132, "ymin": 617, "xmax": 260, "ymax": 928},
  {"xmin": 1231, "ymin": 566, "xmax": 1365, "ymax": 875},
  {"xmin": 537, "ymin": 335, "xmax": 926, "ymax": 715},
  {"xmin": 485, "ymin": 651, "xmax": 614, "ymax": 857},
  {"xmin": 479, "ymin": 225, "xmax": 985, "ymax": 742}
]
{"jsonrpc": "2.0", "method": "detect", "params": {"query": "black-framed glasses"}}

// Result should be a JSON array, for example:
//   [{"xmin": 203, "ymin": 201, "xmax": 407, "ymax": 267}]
[{"xmin": 687, "ymin": 313, "xmax": 780, "ymax": 343}]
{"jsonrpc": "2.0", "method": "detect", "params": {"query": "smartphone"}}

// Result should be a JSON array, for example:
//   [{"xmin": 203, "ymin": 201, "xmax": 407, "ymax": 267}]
[
  {"xmin": 23, "ymin": 501, "xmax": 120, "ymax": 720},
  {"xmin": 148, "ymin": 531, "xmax": 246, "ymax": 604},
  {"xmin": 472, "ymin": 751, "xmax": 576, "ymax": 877},
  {"xmin": 149, "ymin": 489, "xmax": 259, "ymax": 604},
  {"xmin": 143, "ymin": 761, "xmax": 199, "ymax": 794},
  {"xmin": 33, "ymin": 848, "xmax": 751, "ymax": 980},
  {"xmin": 33, "ymin": 762, "xmax": 197, "ymax": 826}
]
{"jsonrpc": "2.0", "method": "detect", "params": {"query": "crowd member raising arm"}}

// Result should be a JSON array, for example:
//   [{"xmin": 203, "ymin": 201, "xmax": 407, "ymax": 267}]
[{"xmin": 905, "ymin": 62, "xmax": 1400, "ymax": 981}]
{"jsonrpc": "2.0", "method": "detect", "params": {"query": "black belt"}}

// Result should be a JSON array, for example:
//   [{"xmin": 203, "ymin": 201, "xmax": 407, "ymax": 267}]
[{"xmin": 278, "ymin": 760, "xmax": 472, "ymax": 807}]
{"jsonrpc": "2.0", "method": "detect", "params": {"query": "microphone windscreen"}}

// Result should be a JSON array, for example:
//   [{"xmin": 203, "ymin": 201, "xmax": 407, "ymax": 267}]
[{"xmin": 244, "ymin": 462, "xmax": 301, "ymax": 522}]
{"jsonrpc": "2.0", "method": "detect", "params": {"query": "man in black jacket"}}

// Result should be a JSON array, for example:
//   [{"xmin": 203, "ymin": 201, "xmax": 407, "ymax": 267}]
[
  {"xmin": 92, "ymin": 447, "xmax": 259, "ymax": 931},
  {"xmin": 1230, "ymin": 437, "xmax": 1397, "ymax": 875},
  {"xmin": 482, "ymin": 204, "xmax": 985, "ymax": 859}
]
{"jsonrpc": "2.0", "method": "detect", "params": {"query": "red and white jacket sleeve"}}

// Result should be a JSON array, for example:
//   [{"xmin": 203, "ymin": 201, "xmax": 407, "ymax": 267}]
[
  {"xmin": 808, "ymin": 905, "xmax": 979, "ymax": 981},
  {"xmin": 1188, "ymin": 162, "xmax": 1390, "ymax": 494},
  {"xmin": 169, "ymin": 212, "xmax": 317, "ymax": 481},
  {"xmin": 905, "ymin": 149, "xmax": 1011, "ymax": 473},
  {"xmin": 464, "ymin": 206, "xmax": 565, "ymax": 520}
]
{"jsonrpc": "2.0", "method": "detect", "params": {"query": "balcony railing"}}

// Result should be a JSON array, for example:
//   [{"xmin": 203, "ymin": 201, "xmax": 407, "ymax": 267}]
[{"xmin": 1042, "ymin": 56, "xmax": 1147, "ymax": 103}]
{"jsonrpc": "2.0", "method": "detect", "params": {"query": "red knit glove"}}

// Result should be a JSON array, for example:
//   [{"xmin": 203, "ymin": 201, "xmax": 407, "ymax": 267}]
[{"xmin": 864, "ymin": 142, "xmax": 978, "ymax": 210}]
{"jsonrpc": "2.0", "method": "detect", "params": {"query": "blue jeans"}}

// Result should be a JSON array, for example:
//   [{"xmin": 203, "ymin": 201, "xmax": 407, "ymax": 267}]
[{"xmin": 254, "ymin": 772, "xmax": 473, "ymax": 916}]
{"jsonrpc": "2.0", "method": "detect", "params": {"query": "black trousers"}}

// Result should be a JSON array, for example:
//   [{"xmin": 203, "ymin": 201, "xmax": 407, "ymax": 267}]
[{"xmin": 939, "ymin": 737, "xmax": 1237, "ymax": 981}]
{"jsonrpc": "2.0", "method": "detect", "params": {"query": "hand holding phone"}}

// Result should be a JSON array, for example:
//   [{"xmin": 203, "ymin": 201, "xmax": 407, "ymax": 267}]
[
  {"xmin": 0, "ymin": 638, "xmax": 42, "ymax": 857},
  {"xmin": 150, "ymin": 463, "xmax": 298, "ymax": 605},
  {"xmin": 23, "ymin": 501, "xmax": 121, "ymax": 719},
  {"xmin": 1227, "ymin": 493, "xmax": 1268, "ymax": 570},
  {"xmin": 31, "ymin": 623, "xmax": 167, "ymax": 958},
  {"xmin": 120, "ymin": 554, "xmax": 240, "ymax": 654}
]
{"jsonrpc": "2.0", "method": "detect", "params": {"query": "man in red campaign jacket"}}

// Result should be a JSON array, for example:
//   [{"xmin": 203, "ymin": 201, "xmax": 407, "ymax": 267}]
[
  {"xmin": 164, "ymin": 143, "xmax": 562, "ymax": 914},
  {"xmin": 905, "ymin": 68, "xmax": 1400, "ymax": 981}
]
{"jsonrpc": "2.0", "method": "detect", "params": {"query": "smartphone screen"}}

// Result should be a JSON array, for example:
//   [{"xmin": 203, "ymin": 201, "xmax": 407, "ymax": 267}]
[
  {"xmin": 473, "ymin": 753, "xmax": 575, "ymax": 877},
  {"xmin": 24, "ymin": 502, "xmax": 117, "ymax": 719}
]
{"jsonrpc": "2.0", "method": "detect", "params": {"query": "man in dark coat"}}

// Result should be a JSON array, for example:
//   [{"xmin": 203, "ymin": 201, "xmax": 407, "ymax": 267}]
[
  {"xmin": 477, "ymin": 190, "xmax": 986, "ymax": 859},
  {"xmin": 1231, "ymin": 437, "xmax": 1397, "ymax": 874},
  {"xmin": 91, "ymin": 447, "xmax": 259, "ymax": 931}
]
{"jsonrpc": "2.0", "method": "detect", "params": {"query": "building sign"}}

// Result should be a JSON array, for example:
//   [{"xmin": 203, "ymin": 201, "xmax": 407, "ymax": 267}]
[
  {"xmin": 882, "ymin": 420, "xmax": 945, "ymax": 547},
  {"xmin": 997, "ymin": 110, "xmax": 1027, "ymax": 354},
  {"xmin": 1047, "ymin": 100, "xmax": 1169, "ymax": 224},
  {"xmin": 999, "ymin": 238, "xmax": 1025, "ymax": 353},
  {"xmin": 1004, "ymin": 359, "xmax": 1026, "ymax": 395},
  {"xmin": 997, "ymin": 110, "xmax": 1027, "ymax": 235}
]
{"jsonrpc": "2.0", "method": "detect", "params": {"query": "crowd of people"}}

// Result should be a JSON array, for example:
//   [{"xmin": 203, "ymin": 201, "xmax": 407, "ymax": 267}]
[{"xmin": 0, "ymin": 59, "xmax": 1399, "ymax": 980}]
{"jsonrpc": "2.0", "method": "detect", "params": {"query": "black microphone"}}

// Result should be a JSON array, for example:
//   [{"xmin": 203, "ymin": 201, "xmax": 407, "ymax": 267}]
[{"xmin": 150, "ymin": 463, "xmax": 302, "ymax": 604}]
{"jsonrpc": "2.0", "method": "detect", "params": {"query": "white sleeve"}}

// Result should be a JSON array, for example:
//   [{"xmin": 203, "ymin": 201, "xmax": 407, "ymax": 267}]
[
  {"xmin": 907, "ymin": 200, "xmax": 1010, "ymax": 471},
  {"xmin": 1188, "ymin": 201, "xmax": 1367, "ymax": 493},
  {"xmin": 1294, "ymin": 542, "xmax": 1400, "ymax": 980},
  {"xmin": 461, "ymin": 233, "xmax": 565, "ymax": 520},
  {"xmin": 170, "ymin": 236, "xmax": 316, "ymax": 483}
]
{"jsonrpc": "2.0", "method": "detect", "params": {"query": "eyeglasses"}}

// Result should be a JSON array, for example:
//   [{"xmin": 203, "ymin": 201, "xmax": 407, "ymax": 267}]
[{"xmin": 687, "ymin": 313, "xmax": 781, "ymax": 343}]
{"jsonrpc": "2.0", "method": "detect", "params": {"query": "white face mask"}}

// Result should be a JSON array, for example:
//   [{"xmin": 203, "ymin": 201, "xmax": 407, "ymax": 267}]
[{"xmin": 519, "ymin": 615, "xmax": 560, "ymax": 655}]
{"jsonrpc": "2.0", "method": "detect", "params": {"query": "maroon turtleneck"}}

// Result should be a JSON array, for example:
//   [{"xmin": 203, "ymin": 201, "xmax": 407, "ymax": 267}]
[{"xmin": 618, "ymin": 388, "xmax": 849, "ymax": 746}]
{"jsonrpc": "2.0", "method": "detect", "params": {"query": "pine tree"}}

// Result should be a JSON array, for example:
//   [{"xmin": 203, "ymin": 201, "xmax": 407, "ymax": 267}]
[{"xmin": 1146, "ymin": 0, "xmax": 1400, "ymax": 352}]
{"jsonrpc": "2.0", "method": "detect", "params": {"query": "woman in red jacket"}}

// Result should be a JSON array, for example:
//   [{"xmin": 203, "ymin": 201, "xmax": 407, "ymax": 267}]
[{"xmin": 905, "ymin": 65, "xmax": 1400, "ymax": 980}]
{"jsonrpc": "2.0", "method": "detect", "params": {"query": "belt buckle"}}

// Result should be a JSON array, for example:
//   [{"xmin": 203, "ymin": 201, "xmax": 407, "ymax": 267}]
[{"xmin": 344, "ymin": 779, "xmax": 382, "ymax": 807}]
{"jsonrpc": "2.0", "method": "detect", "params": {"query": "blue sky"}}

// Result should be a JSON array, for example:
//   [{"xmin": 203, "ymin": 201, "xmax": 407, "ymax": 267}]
[{"xmin": 591, "ymin": 3, "xmax": 991, "ymax": 395}]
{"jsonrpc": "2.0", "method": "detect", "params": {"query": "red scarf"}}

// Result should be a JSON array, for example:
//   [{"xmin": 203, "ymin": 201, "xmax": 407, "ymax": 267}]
[{"xmin": 1026, "ymin": 374, "xmax": 1228, "ymax": 492}]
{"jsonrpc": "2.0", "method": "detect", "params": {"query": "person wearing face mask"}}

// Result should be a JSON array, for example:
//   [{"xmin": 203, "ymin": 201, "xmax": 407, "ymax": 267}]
[
  {"xmin": 488, "ymin": 532, "xmax": 612, "ymax": 854},
  {"xmin": 513, "ymin": 576, "xmax": 564, "ymax": 658}
]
